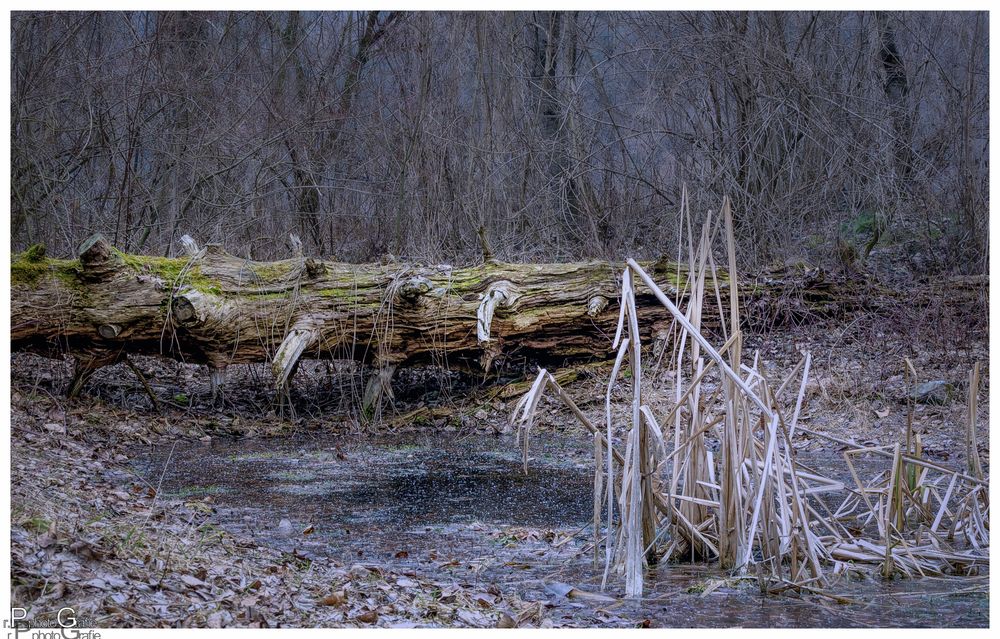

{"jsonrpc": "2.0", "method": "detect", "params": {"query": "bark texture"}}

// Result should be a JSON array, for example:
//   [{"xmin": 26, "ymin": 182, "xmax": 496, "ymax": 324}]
[{"xmin": 11, "ymin": 235, "xmax": 976, "ymax": 395}]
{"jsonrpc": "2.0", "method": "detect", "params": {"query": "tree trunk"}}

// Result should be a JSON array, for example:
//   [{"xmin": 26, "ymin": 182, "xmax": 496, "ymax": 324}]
[
  {"xmin": 11, "ymin": 235, "xmax": 974, "ymax": 396},
  {"xmin": 875, "ymin": 11, "xmax": 914, "ymax": 184}
]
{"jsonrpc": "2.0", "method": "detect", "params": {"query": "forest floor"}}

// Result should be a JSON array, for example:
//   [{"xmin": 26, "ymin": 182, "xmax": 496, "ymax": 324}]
[{"xmin": 8, "ymin": 286, "xmax": 989, "ymax": 628}]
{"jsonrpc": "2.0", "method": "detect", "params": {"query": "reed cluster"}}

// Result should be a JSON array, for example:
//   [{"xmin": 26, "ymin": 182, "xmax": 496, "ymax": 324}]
[{"xmin": 514, "ymin": 196, "xmax": 988, "ymax": 597}]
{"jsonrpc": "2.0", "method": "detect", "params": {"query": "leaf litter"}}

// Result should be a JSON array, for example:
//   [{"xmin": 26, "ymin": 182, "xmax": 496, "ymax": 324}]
[{"xmin": 8, "ymin": 389, "xmax": 566, "ymax": 628}]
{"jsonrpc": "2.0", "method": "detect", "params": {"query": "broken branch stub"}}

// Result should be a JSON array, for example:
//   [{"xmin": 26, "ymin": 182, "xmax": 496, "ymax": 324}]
[
  {"xmin": 272, "ymin": 324, "xmax": 320, "ymax": 392},
  {"xmin": 97, "ymin": 324, "xmax": 121, "ymax": 339},
  {"xmin": 476, "ymin": 281, "xmax": 518, "ymax": 343},
  {"xmin": 77, "ymin": 234, "xmax": 121, "ymax": 281},
  {"xmin": 209, "ymin": 365, "xmax": 227, "ymax": 401},
  {"xmin": 180, "ymin": 234, "xmax": 200, "ymax": 257},
  {"xmin": 304, "ymin": 258, "xmax": 326, "ymax": 279},
  {"xmin": 587, "ymin": 295, "xmax": 609, "ymax": 317},
  {"xmin": 398, "ymin": 276, "xmax": 433, "ymax": 302},
  {"xmin": 288, "ymin": 234, "xmax": 304, "ymax": 258}
]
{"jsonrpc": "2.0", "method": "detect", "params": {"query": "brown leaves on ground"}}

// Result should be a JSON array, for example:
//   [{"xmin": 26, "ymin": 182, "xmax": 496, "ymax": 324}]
[
  {"xmin": 354, "ymin": 610, "xmax": 378, "ymax": 624},
  {"xmin": 9, "ymin": 390, "xmax": 543, "ymax": 628},
  {"xmin": 318, "ymin": 591, "xmax": 346, "ymax": 606}
]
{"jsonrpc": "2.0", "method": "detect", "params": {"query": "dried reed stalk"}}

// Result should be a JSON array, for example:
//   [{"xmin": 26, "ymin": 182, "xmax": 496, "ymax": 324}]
[{"xmin": 512, "ymin": 196, "xmax": 988, "ymax": 597}]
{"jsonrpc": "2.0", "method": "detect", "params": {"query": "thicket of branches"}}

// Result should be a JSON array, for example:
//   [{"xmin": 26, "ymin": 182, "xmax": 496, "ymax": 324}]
[{"xmin": 10, "ymin": 11, "xmax": 989, "ymax": 273}]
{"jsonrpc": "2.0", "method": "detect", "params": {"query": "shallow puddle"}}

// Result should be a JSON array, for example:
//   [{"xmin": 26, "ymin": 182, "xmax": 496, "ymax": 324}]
[{"xmin": 130, "ymin": 432, "xmax": 987, "ymax": 627}]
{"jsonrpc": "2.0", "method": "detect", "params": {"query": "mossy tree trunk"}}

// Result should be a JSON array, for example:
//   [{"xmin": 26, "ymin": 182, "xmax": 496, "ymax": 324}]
[
  {"xmin": 10, "ymin": 234, "xmax": 949, "ymax": 399},
  {"xmin": 12, "ymin": 235, "xmax": 649, "ymax": 395}
]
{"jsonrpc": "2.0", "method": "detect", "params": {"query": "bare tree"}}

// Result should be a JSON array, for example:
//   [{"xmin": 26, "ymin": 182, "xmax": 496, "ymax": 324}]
[{"xmin": 10, "ymin": 11, "xmax": 989, "ymax": 273}]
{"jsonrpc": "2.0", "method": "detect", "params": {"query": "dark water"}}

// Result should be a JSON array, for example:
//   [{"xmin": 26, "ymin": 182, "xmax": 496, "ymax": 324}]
[{"xmin": 130, "ymin": 433, "xmax": 988, "ymax": 628}]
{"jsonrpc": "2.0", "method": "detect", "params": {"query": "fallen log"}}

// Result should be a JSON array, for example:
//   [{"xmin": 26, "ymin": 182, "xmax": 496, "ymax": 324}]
[{"xmin": 9, "ymin": 234, "xmax": 974, "ymax": 397}]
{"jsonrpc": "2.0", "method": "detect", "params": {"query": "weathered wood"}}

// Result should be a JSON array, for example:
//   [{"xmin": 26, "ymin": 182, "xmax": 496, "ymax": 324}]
[
  {"xmin": 180, "ymin": 234, "xmax": 200, "ymax": 257},
  {"xmin": 287, "ymin": 234, "xmax": 304, "ymax": 259},
  {"xmin": 209, "ymin": 364, "xmax": 227, "ymax": 402},
  {"xmin": 124, "ymin": 356, "xmax": 162, "ymax": 413},
  {"xmin": 67, "ymin": 351, "xmax": 120, "ymax": 398},
  {"xmin": 11, "ymin": 235, "xmax": 969, "ymax": 394}
]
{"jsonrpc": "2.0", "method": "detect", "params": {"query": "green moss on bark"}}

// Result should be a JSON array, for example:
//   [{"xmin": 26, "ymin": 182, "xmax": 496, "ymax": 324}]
[
  {"xmin": 113, "ymin": 251, "xmax": 225, "ymax": 294},
  {"xmin": 248, "ymin": 261, "xmax": 299, "ymax": 280},
  {"xmin": 23, "ymin": 244, "xmax": 46, "ymax": 262},
  {"xmin": 11, "ymin": 253, "xmax": 80, "ymax": 287}
]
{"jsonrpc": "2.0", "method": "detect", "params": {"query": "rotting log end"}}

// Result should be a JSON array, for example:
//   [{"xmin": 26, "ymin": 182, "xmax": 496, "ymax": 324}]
[{"xmin": 587, "ymin": 295, "xmax": 609, "ymax": 317}]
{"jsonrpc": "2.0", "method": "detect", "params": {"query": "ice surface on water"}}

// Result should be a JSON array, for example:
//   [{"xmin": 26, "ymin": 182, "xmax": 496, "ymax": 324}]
[{"xmin": 132, "ymin": 433, "xmax": 988, "ymax": 628}]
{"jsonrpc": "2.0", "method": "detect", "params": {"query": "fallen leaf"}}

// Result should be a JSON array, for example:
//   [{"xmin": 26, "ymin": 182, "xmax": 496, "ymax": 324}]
[
  {"xmin": 104, "ymin": 575, "xmax": 128, "ymax": 588},
  {"xmin": 68, "ymin": 540, "xmax": 103, "ymax": 561},
  {"xmin": 355, "ymin": 610, "xmax": 378, "ymax": 624},
  {"xmin": 318, "ymin": 591, "xmax": 347, "ymax": 606},
  {"xmin": 567, "ymin": 587, "xmax": 615, "ymax": 602},
  {"xmin": 496, "ymin": 612, "xmax": 517, "ymax": 628},
  {"xmin": 544, "ymin": 582, "xmax": 574, "ymax": 598},
  {"xmin": 206, "ymin": 611, "xmax": 230, "ymax": 628},
  {"xmin": 457, "ymin": 609, "xmax": 487, "ymax": 627},
  {"xmin": 180, "ymin": 574, "xmax": 208, "ymax": 588},
  {"xmin": 471, "ymin": 592, "xmax": 494, "ymax": 608}
]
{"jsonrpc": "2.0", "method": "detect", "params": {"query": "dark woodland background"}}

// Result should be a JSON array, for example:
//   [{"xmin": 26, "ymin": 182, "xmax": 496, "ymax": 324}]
[{"xmin": 10, "ymin": 11, "xmax": 989, "ymax": 274}]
